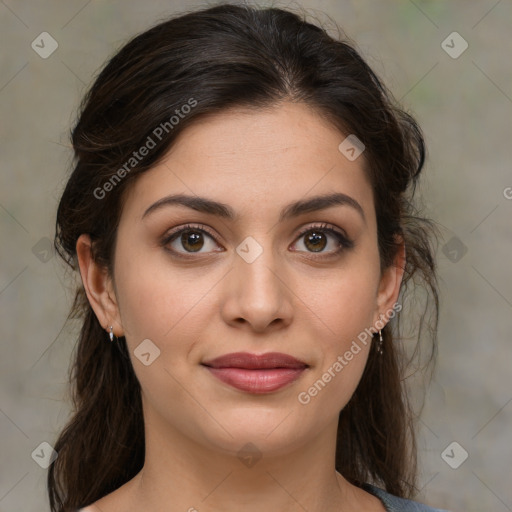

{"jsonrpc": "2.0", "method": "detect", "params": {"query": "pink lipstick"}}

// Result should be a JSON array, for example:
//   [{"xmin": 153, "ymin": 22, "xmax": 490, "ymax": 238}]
[{"xmin": 202, "ymin": 352, "xmax": 308, "ymax": 394}]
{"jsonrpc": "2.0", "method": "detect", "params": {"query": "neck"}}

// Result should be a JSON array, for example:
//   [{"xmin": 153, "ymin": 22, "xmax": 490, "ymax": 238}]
[{"xmin": 127, "ymin": 406, "xmax": 364, "ymax": 512}]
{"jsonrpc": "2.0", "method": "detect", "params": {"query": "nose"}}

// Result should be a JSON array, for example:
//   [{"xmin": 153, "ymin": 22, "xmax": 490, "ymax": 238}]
[{"xmin": 219, "ymin": 244, "xmax": 294, "ymax": 333}]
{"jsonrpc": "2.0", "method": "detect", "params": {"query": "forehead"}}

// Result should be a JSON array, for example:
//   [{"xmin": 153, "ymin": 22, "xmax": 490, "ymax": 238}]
[{"xmin": 120, "ymin": 101, "xmax": 374, "ymax": 224}]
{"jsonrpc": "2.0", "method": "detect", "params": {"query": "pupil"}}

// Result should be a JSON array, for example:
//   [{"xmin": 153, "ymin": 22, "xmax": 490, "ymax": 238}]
[
  {"xmin": 182, "ymin": 231, "xmax": 203, "ymax": 252},
  {"xmin": 306, "ymin": 231, "xmax": 326, "ymax": 252}
]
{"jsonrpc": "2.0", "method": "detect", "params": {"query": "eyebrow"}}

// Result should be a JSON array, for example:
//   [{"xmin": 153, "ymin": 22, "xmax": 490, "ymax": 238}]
[{"xmin": 142, "ymin": 192, "xmax": 366, "ymax": 223}]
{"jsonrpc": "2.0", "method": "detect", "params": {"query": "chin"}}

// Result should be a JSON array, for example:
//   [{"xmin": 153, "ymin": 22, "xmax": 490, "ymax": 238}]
[{"xmin": 193, "ymin": 407, "xmax": 313, "ymax": 458}]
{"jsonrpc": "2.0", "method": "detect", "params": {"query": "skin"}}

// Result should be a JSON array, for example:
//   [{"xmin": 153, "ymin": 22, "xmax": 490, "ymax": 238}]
[{"xmin": 77, "ymin": 101, "xmax": 404, "ymax": 512}]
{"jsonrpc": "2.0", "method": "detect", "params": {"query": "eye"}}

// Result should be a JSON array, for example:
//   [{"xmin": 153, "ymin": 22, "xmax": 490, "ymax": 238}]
[
  {"xmin": 291, "ymin": 223, "xmax": 353, "ymax": 256},
  {"xmin": 162, "ymin": 224, "xmax": 223, "ymax": 256},
  {"xmin": 161, "ymin": 222, "xmax": 354, "ymax": 259}
]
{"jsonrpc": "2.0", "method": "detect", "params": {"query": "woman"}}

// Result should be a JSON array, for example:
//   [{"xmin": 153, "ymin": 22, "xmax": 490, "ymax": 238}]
[{"xmin": 49, "ymin": 3, "xmax": 448, "ymax": 511}]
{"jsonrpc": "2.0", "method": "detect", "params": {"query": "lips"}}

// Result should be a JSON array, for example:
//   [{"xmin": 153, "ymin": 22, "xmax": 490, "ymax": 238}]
[
  {"xmin": 202, "ymin": 352, "xmax": 308, "ymax": 369},
  {"xmin": 202, "ymin": 352, "xmax": 308, "ymax": 394}
]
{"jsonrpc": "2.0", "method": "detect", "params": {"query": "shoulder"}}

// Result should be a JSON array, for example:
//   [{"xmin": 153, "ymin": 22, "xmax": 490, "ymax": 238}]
[{"xmin": 362, "ymin": 483, "xmax": 452, "ymax": 512}]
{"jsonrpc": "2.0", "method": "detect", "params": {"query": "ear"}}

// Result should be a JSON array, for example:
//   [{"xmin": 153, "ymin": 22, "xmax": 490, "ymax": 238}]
[
  {"xmin": 76, "ymin": 234, "xmax": 123, "ymax": 337},
  {"xmin": 373, "ymin": 236, "xmax": 406, "ymax": 325}
]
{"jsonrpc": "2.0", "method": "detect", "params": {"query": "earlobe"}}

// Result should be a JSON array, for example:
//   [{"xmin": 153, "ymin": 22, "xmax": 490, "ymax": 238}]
[
  {"xmin": 76, "ymin": 234, "xmax": 123, "ymax": 337},
  {"xmin": 374, "ymin": 237, "xmax": 406, "ymax": 323}
]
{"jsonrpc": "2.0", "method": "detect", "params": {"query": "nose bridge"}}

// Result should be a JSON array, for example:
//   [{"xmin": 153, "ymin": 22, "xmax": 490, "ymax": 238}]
[
  {"xmin": 236, "ymin": 235, "xmax": 283, "ymax": 303},
  {"xmin": 222, "ymin": 233, "xmax": 293, "ymax": 330}
]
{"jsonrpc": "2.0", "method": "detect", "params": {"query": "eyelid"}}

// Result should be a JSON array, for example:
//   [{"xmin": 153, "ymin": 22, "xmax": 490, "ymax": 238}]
[
  {"xmin": 294, "ymin": 222, "xmax": 351, "ymax": 244},
  {"xmin": 161, "ymin": 223, "xmax": 222, "ymax": 253},
  {"xmin": 164, "ymin": 223, "xmax": 218, "ymax": 242},
  {"xmin": 292, "ymin": 222, "xmax": 354, "ymax": 253}
]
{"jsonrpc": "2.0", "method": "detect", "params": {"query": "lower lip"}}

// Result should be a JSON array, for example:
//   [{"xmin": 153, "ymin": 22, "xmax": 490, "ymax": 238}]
[{"xmin": 204, "ymin": 367, "xmax": 306, "ymax": 393}]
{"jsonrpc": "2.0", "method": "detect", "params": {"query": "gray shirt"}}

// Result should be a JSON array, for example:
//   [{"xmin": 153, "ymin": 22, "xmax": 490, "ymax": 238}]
[{"xmin": 363, "ymin": 483, "xmax": 451, "ymax": 511}]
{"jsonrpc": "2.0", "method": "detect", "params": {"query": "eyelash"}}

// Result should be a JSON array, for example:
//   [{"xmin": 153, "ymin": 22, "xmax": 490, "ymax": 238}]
[{"xmin": 161, "ymin": 222, "xmax": 354, "ymax": 259}]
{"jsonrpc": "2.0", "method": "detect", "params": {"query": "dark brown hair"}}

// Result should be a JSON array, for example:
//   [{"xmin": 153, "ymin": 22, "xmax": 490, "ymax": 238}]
[{"xmin": 49, "ymin": 3, "xmax": 439, "ymax": 511}]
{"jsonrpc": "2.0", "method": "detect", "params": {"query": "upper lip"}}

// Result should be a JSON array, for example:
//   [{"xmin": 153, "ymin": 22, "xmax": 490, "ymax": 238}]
[{"xmin": 202, "ymin": 352, "xmax": 308, "ymax": 369}]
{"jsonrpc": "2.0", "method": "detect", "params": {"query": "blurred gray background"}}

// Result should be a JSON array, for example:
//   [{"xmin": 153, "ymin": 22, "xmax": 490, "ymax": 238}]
[{"xmin": 1, "ymin": 1, "xmax": 511, "ymax": 511}]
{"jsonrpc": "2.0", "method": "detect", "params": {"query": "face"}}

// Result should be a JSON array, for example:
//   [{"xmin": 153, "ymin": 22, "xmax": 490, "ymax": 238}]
[{"xmin": 80, "ymin": 101, "xmax": 402, "ymax": 458}]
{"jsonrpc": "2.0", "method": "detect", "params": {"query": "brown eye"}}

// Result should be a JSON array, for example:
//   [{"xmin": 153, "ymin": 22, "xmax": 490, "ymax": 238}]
[
  {"xmin": 179, "ymin": 230, "xmax": 205, "ymax": 252},
  {"xmin": 163, "ymin": 224, "xmax": 222, "ymax": 256},
  {"xmin": 292, "ymin": 224, "xmax": 354, "ymax": 256},
  {"xmin": 304, "ymin": 230, "xmax": 328, "ymax": 252}
]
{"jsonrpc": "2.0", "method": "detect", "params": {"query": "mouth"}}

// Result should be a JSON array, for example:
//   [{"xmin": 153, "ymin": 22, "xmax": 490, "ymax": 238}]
[{"xmin": 201, "ymin": 352, "xmax": 309, "ymax": 394}]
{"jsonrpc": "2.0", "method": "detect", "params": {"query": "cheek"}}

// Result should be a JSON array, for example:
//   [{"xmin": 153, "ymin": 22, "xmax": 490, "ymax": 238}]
[
  {"xmin": 296, "ymin": 283, "xmax": 374, "ymax": 418},
  {"xmin": 304, "ymin": 258, "xmax": 380, "ymax": 344},
  {"xmin": 114, "ymin": 245, "xmax": 219, "ymax": 352},
  {"xmin": 294, "ymin": 260, "xmax": 379, "ymax": 411},
  {"xmin": 113, "ymin": 252, "xmax": 215, "ymax": 410}
]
